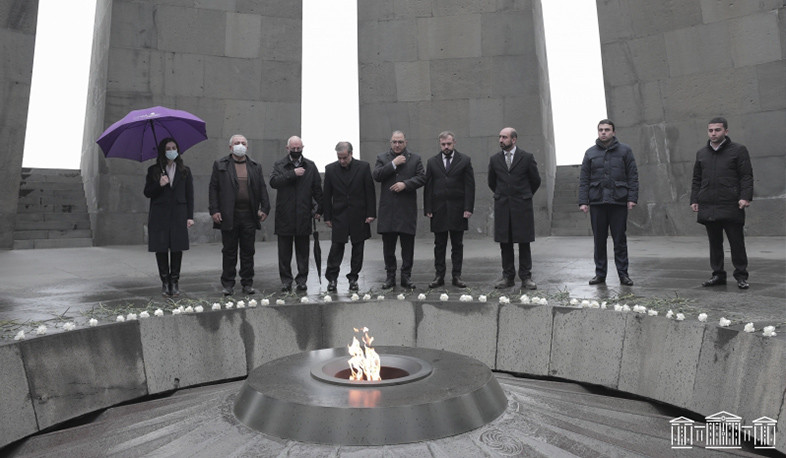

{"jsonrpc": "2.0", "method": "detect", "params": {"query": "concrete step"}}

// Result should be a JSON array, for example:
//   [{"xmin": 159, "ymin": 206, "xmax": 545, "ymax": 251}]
[
  {"xmin": 14, "ymin": 212, "xmax": 92, "ymax": 231},
  {"xmin": 13, "ymin": 237, "xmax": 94, "ymax": 250},
  {"xmin": 20, "ymin": 168, "xmax": 82, "ymax": 182},
  {"xmin": 19, "ymin": 180, "xmax": 84, "ymax": 191},
  {"xmin": 18, "ymin": 189, "xmax": 87, "ymax": 206},
  {"xmin": 16, "ymin": 202, "xmax": 88, "ymax": 213},
  {"xmin": 13, "ymin": 229, "xmax": 93, "ymax": 240}
]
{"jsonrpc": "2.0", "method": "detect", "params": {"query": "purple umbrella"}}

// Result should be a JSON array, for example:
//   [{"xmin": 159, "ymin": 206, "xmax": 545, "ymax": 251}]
[{"xmin": 96, "ymin": 106, "xmax": 207, "ymax": 162}]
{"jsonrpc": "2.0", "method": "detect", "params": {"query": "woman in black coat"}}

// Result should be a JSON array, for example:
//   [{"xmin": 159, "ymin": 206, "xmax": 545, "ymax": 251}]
[{"xmin": 143, "ymin": 137, "xmax": 194, "ymax": 296}]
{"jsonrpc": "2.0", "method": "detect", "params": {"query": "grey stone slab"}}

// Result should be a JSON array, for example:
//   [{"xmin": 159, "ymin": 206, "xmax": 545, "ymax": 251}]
[
  {"xmin": 745, "ymin": 199, "xmax": 786, "ymax": 236},
  {"xmin": 433, "ymin": 0, "xmax": 496, "ymax": 16},
  {"xmin": 690, "ymin": 326, "xmax": 786, "ymax": 423},
  {"xmin": 394, "ymin": 61, "xmax": 430, "ymax": 102},
  {"xmin": 415, "ymin": 301, "xmax": 498, "ymax": 368},
  {"xmin": 661, "ymin": 68, "xmax": 761, "ymax": 121},
  {"xmin": 223, "ymin": 100, "xmax": 300, "ymax": 140},
  {"xmin": 627, "ymin": 34, "xmax": 670, "ymax": 82},
  {"xmin": 258, "ymin": 15, "xmax": 301, "ymax": 61},
  {"xmin": 0, "ymin": 0, "xmax": 38, "ymax": 34},
  {"xmin": 106, "ymin": 47, "xmax": 153, "ymax": 93},
  {"xmin": 243, "ymin": 304, "xmax": 322, "ymax": 368},
  {"xmin": 235, "ymin": 0, "xmax": 300, "ymax": 18},
  {"xmin": 416, "ymin": 15, "xmax": 482, "ymax": 60},
  {"xmin": 155, "ymin": 5, "xmax": 226, "ymax": 56},
  {"xmin": 495, "ymin": 303, "xmax": 552, "ymax": 375},
  {"xmin": 321, "ymin": 300, "xmax": 416, "ymax": 348},
  {"xmin": 0, "ymin": 343, "xmax": 37, "ymax": 448},
  {"xmin": 429, "ymin": 58, "xmax": 492, "ymax": 99},
  {"xmin": 159, "ymin": 52, "xmax": 205, "ymax": 97},
  {"xmin": 109, "ymin": 1, "xmax": 156, "ymax": 49},
  {"xmin": 730, "ymin": 13, "xmax": 783, "ymax": 67},
  {"xmin": 203, "ymin": 56, "xmax": 262, "ymax": 100},
  {"xmin": 626, "ymin": 0, "xmax": 703, "ymax": 39},
  {"xmin": 357, "ymin": 19, "xmax": 418, "ymax": 63},
  {"xmin": 359, "ymin": 103, "xmax": 411, "ymax": 141},
  {"xmin": 700, "ymin": 0, "xmax": 783, "ymax": 24},
  {"xmin": 664, "ymin": 22, "xmax": 732, "ymax": 78},
  {"xmin": 548, "ymin": 307, "xmax": 627, "ymax": 388},
  {"xmin": 393, "ymin": 0, "xmax": 432, "ymax": 17},
  {"xmin": 480, "ymin": 10, "xmax": 533, "ymax": 57},
  {"xmin": 19, "ymin": 323, "xmax": 147, "ymax": 431},
  {"xmin": 600, "ymin": 41, "xmax": 637, "ymax": 87},
  {"xmin": 408, "ymin": 100, "xmax": 470, "ymax": 143},
  {"xmin": 618, "ymin": 316, "xmax": 705, "ymax": 407},
  {"xmin": 756, "ymin": 61, "xmax": 786, "ymax": 111},
  {"xmin": 139, "ymin": 311, "xmax": 248, "ymax": 394},
  {"xmin": 359, "ymin": 62, "xmax": 398, "ymax": 103}
]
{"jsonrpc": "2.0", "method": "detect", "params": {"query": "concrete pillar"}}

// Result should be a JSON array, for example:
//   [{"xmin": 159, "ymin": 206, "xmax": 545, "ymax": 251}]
[
  {"xmin": 0, "ymin": 0, "xmax": 39, "ymax": 249},
  {"xmin": 357, "ymin": 0, "xmax": 556, "ymax": 238},
  {"xmin": 597, "ymin": 0, "xmax": 786, "ymax": 235},
  {"xmin": 84, "ymin": 0, "xmax": 302, "ymax": 245}
]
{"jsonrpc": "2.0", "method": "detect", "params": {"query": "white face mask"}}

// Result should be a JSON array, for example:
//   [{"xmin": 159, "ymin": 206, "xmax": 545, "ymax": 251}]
[
  {"xmin": 232, "ymin": 144, "xmax": 247, "ymax": 157},
  {"xmin": 165, "ymin": 150, "xmax": 179, "ymax": 161}
]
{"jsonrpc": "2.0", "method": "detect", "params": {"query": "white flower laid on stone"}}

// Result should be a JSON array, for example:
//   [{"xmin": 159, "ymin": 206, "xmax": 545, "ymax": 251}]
[
  {"xmin": 397, "ymin": 293, "xmax": 406, "ymax": 300},
  {"xmin": 647, "ymin": 309, "xmax": 658, "ymax": 316},
  {"xmin": 417, "ymin": 293, "xmax": 427, "ymax": 300},
  {"xmin": 499, "ymin": 296, "xmax": 510, "ymax": 304},
  {"xmin": 139, "ymin": 311, "xmax": 150, "ymax": 318},
  {"xmin": 237, "ymin": 300, "xmax": 246, "ymax": 308},
  {"xmin": 520, "ymin": 295, "xmax": 530, "ymax": 304},
  {"xmin": 762, "ymin": 325, "xmax": 777, "ymax": 337},
  {"xmin": 743, "ymin": 323, "xmax": 755, "ymax": 333},
  {"xmin": 632, "ymin": 305, "xmax": 646, "ymax": 314},
  {"xmin": 478, "ymin": 295, "xmax": 487, "ymax": 303},
  {"xmin": 570, "ymin": 298, "xmax": 579, "ymax": 306},
  {"xmin": 211, "ymin": 303, "xmax": 221, "ymax": 311},
  {"xmin": 63, "ymin": 322, "xmax": 76, "ymax": 331},
  {"xmin": 718, "ymin": 317, "xmax": 731, "ymax": 327},
  {"xmin": 580, "ymin": 299, "xmax": 589, "ymax": 308},
  {"xmin": 675, "ymin": 313, "xmax": 685, "ymax": 321},
  {"xmin": 184, "ymin": 306, "xmax": 194, "ymax": 313},
  {"xmin": 323, "ymin": 295, "xmax": 333, "ymax": 302},
  {"xmin": 589, "ymin": 300, "xmax": 600, "ymax": 309},
  {"xmin": 249, "ymin": 299, "xmax": 258, "ymax": 307},
  {"xmin": 126, "ymin": 312, "xmax": 138, "ymax": 321},
  {"xmin": 14, "ymin": 330, "xmax": 25, "ymax": 340},
  {"xmin": 155, "ymin": 308, "xmax": 165, "ymax": 316},
  {"xmin": 225, "ymin": 301, "xmax": 234, "ymax": 309},
  {"xmin": 698, "ymin": 313, "xmax": 708, "ymax": 322},
  {"xmin": 622, "ymin": 304, "xmax": 631, "ymax": 312},
  {"xmin": 459, "ymin": 294, "xmax": 473, "ymax": 302},
  {"xmin": 276, "ymin": 299, "xmax": 285, "ymax": 305},
  {"xmin": 301, "ymin": 297, "xmax": 310, "ymax": 303},
  {"xmin": 194, "ymin": 305, "xmax": 204, "ymax": 313},
  {"xmin": 89, "ymin": 318, "xmax": 98, "ymax": 327},
  {"xmin": 350, "ymin": 293, "xmax": 360, "ymax": 301},
  {"xmin": 377, "ymin": 295, "xmax": 385, "ymax": 301},
  {"xmin": 260, "ymin": 299, "xmax": 269, "ymax": 306},
  {"xmin": 362, "ymin": 293, "xmax": 372, "ymax": 301},
  {"xmin": 35, "ymin": 325, "xmax": 47, "ymax": 335},
  {"xmin": 600, "ymin": 301, "xmax": 608, "ymax": 310},
  {"xmin": 172, "ymin": 308, "xmax": 182, "ymax": 315},
  {"xmin": 666, "ymin": 310, "xmax": 674, "ymax": 319},
  {"xmin": 532, "ymin": 297, "xmax": 548, "ymax": 305},
  {"xmin": 440, "ymin": 293, "xmax": 449, "ymax": 301},
  {"xmin": 613, "ymin": 303, "xmax": 623, "ymax": 311},
  {"xmin": 116, "ymin": 315, "xmax": 125, "ymax": 322}
]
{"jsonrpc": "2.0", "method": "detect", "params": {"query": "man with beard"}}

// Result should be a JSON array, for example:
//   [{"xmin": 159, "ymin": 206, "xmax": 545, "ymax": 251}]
[
  {"xmin": 373, "ymin": 130, "xmax": 426, "ymax": 289},
  {"xmin": 488, "ymin": 127, "xmax": 541, "ymax": 290}
]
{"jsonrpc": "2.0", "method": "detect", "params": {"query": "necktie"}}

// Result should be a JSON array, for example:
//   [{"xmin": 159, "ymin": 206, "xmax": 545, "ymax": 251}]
[
  {"xmin": 506, "ymin": 151, "xmax": 512, "ymax": 170},
  {"xmin": 444, "ymin": 154, "xmax": 452, "ymax": 172}
]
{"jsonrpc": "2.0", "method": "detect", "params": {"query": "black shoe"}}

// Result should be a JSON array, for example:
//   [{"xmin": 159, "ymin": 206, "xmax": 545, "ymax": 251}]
[
  {"xmin": 452, "ymin": 276, "xmax": 467, "ymax": 288},
  {"xmin": 737, "ymin": 279, "xmax": 749, "ymax": 289},
  {"xmin": 522, "ymin": 278, "xmax": 537, "ymax": 290},
  {"xmin": 222, "ymin": 287, "xmax": 234, "ymax": 296},
  {"xmin": 170, "ymin": 279, "xmax": 180, "ymax": 297},
  {"xmin": 401, "ymin": 277, "xmax": 415, "ymax": 289},
  {"xmin": 348, "ymin": 280, "xmax": 359, "ymax": 291},
  {"xmin": 161, "ymin": 275, "xmax": 171, "ymax": 297},
  {"xmin": 327, "ymin": 280, "xmax": 337, "ymax": 292},
  {"xmin": 281, "ymin": 283, "xmax": 292, "ymax": 292},
  {"xmin": 702, "ymin": 275, "xmax": 726, "ymax": 287},
  {"xmin": 382, "ymin": 278, "xmax": 395, "ymax": 289},
  {"xmin": 589, "ymin": 276, "xmax": 606, "ymax": 285},
  {"xmin": 242, "ymin": 285, "xmax": 256, "ymax": 295},
  {"xmin": 296, "ymin": 283, "xmax": 307, "ymax": 292},
  {"xmin": 429, "ymin": 277, "xmax": 445, "ymax": 288},
  {"xmin": 619, "ymin": 275, "xmax": 633, "ymax": 286},
  {"xmin": 494, "ymin": 278, "xmax": 514, "ymax": 289}
]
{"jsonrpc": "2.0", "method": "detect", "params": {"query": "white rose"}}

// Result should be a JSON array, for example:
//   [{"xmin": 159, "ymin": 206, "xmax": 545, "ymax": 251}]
[
  {"xmin": 666, "ymin": 310, "xmax": 674, "ymax": 319},
  {"xmin": 580, "ymin": 299, "xmax": 589, "ymax": 308},
  {"xmin": 520, "ymin": 295, "xmax": 531, "ymax": 304},
  {"xmin": 260, "ymin": 299, "xmax": 269, "ymax": 306},
  {"xmin": 225, "ymin": 302, "xmax": 234, "ymax": 309},
  {"xmin": 570, "ymin": 298, "xmax": 579, "ymax": 306},
  {"xmin": 116, "ymin": 315, "xmax": 125, "ymax": 322},
  {"xmin": 417, "ymin": 293, "xmax": 426, "ymax": 300},
  {"xmin": 248, "ymin": 299, "xmax": 258, "ymax": 307},
  {"xmin": 14, "ymin": 330, "xmax": 25, "ymax": 340},
  {"xmin": 698, "ymin": 313, "xmax": 707, "ymax": 322},
  {"xmin": 301, "ymin": 297, "xmax": 310, "ymax": 303},
  {"xmin": 155, "ymin": 308, "xmax": 165, "ymax": 316},
  {"xmin": 194, "ymin": 305, "xmax": 204, "ymax": 313},
  {"xmin": 478, "ymin": 295, "xmax": 487, "ymax": 303},
  {"xmin": 89, "ymin": 318, "xmax": 98, "ymax": 327},
  {"xmin": 621, "ymin": 304, "xmax": 631, "ymax": 312},
  {"xmin": 440, "ymin": 293, "xmax": 449, "ymax": 301},
  {"xmin": 350, "ymin": 293, "xmax": 359, "ymax": 301},
  {"xmin": 675, "ymin": 313, "xmax": 685, "ymax": 321},
  {"xmin": 499, "ymin": 296, "xmax": 510, "ymax": 304},
  {"xmin": 63, "ymin": 322, "xmax": 76, "ymax": 331},
  {"xmin": 139, "ymin": 311, "xmax": 150, "ymax": 318},
  {"xmin": 647, "ymin": 309, "xmax": 658, "ymax": 316},
  {"xmin": 363, "ymin": 294, "xmax": 372, "ymax": 301},
  {"xmin": 172, "ymin": 308, "xmax": 181, "ymax": 315},
  {"xmin": 276, "ymin": 299, "xmax": 285, "ymax": 305},
  {"xmin": 376, "ymin": 295, "xmax": 385, "ymax": 301},
  {"xmin": 600, "ymin": 301, "xmax": 608, "ymax": 309},
  {"xmin": 762, "ymin": 325, "xmax": 777, "ymax": 337},
  {"xmin": 323, "ymin": 295, "xmax": 332, "ymax": 302},
  {"xmin": 397, "ymin": 293, "xmax": 405, "ymax": 300},
  {"xmin": 211, "ymin": 303, "xmax": 221, "ymax": 310},
  {"xmin": 35, "ymin": 325, "xmax": 47, "ymax": 335},
  {"xmin": 743, "ymin": 323, "xmax": 755, "ymax": 333},
  {"xmin": 236, "ymin": 301, "xmax": 246, "ymax": 308},
  {"xmin": 718, "ymin": 317, "xmax": 731, "ymax": 327}
]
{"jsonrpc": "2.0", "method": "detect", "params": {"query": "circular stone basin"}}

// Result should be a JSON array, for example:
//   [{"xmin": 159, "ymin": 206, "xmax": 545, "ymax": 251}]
[{"xmin": 233, "ymin": 346, "xmax": 507, "ymax": 445}]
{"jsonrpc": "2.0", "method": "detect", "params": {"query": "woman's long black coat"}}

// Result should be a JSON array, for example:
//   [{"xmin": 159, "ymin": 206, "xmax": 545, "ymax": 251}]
[{"xmin": 144, "ymin": 164, "xmax": 194, "ymax": 252}]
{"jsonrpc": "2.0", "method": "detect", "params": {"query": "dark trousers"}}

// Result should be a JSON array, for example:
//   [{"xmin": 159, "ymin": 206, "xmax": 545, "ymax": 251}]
[
  {"xmin": 590, "ymin": 204, "xmax": 629, "ymax": 277},
  {"xmin": 382, "ymin": 232, "xmax": 415, "ymax": 279},
  {"xmin": 500, "ymin": 242, "xmax": 532, "ymax": 281},
  {"xmin": 220, "ymin": 211, "xmax": 256, "ymax": 288},
  {"xmin": 155, "ymin": 251, "xmax": 182, "ymax": 278},
  {"xmin": 325, "ymin": 239, "xmax": 365, "ymax": 282},
  {"xmin": 434, "ymin": 230, "xmax": 464, "ymax": 278},
  {"xmin": 278, "ymin": 234, "xmax": 310, "ymax": 286},
  {"xmin": 705, "ymin": 221, "xmax": 748, "ymax": 280}
]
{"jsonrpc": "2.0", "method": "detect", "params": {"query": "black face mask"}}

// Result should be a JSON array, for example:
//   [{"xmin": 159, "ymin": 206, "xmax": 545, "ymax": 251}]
[{"xmin": 289, "ymin": 150, "xmax": 302, "ymax": 160}]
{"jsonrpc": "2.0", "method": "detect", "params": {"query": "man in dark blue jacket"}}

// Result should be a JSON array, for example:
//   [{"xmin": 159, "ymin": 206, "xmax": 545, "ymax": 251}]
[
  {"xmin": 690, "ymin": 117, "xmax": 753, "ymax": 289},
  {"xmin": 578, "ymin": 119, "xmax": 638, "ymax": 286}
]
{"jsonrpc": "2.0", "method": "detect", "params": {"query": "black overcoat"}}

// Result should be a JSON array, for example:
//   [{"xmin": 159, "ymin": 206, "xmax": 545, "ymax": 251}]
[
  {"xmin": 372, "ymin": 149, "xmax": 426, "ymax": 235},
  {"xmin": 269, "ymin": 155, "xmax": 323, "ymax": 236},
  {"xmin": 323, "ymin": 159, "xmax": 376, "ymax": 243},
  {"xmin": 690, "ymin": 137, "xmax": 754, "ymax": 225},
  {"xmin": 487, "ymin": 146, "xmax": 541, "ymax": 243},
  {"xmin": 208, "ymin": 155, "xmax": 270, "ymax": 231},
  {"xmin": 423, "ymin": 150, "xmax": 475, "ymax": 233},
  {"xmin": 144, "ymin": 163, "xmax": 194, "ymax": 252}
]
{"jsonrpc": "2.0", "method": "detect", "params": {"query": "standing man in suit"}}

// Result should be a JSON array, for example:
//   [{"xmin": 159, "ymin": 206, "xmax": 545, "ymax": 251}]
[
  {"xmin": 209, "ymin": 134, "xmax": 270, "ymax": 296},
  {"xmin": 424, "ymin": 131, "xmax": 475, "ymax": 288},
  {"xmin": 270, "ymin": 136, "xmax": 323, "ymax": 292},
  {"xmin": 488, "ymin": 127, "xmax": 541, "ymax": 290},
  {"xmin": 373, "ymin": 130, "xmax": 426, "ymax": 289},
  {"xmin": 323, "ymin": 141, "xmax": 376, "ymax": 292}
]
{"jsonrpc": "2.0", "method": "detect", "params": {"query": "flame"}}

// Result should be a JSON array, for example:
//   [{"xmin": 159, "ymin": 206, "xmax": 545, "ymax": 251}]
[{"xmin": 347, "ymin": 327, "xmax": 381, "ymax": 381}]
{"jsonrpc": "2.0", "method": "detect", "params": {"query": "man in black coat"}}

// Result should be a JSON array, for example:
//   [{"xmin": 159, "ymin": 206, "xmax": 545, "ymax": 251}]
[
  {"xmin": 373, "ymin": 130, "xmax": 426, "ymax": 289},
  {"xmin": 323, "ymin": 141, "xmax": 376, "ymax": 292},
  {"xmin": 691, "ymin": 117, "xmax": 754, "ymax": 289},
  {"xmin": 209, "ymin": 134, "xmax": 271, "ymax": 296},
  {"xmin": 270, "ymin": 136, "xmax": 323, "ymax": 292},
  {"xmin": 578, "ymin": 119, "xmax": 638, "ymax": 286},
  {"xmin": 424, "ymin": 131, "xmax": 475, "ymax": 288},
  {"xmin": 488, "ymin": 127, "xmax": 541, "ymax": 290}
]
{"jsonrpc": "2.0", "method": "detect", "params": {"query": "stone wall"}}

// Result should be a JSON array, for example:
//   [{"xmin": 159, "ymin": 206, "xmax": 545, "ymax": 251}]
[
  {"xmin": 0, "ymin": 0, "xmax": 38, "ymax": 249},
  {"xmin": 597, "ymin": 0, "xmax": 786, "ymax": 236},
  {"xmin": 357, "ymin": 0, "xmax": 556, "ymax": 238}
]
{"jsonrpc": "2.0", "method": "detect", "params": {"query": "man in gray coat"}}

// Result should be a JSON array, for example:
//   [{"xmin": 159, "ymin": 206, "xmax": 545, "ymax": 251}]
[
  {"xmin": 488, "ymin": 127, "xmax": 541, "ymax": 290},
  {"xmin": 373, "ymin": 130, "xmax": 426, "ymax": 289}
]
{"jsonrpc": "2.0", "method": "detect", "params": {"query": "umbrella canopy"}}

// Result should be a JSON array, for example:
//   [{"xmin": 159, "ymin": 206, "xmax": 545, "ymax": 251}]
[{"xmin": 96, "ymin": 106, "xmax": 207, "ymax": 162}]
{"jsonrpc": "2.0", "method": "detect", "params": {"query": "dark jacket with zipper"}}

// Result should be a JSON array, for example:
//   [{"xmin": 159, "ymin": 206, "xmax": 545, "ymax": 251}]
[
  {"xmin": 690, "ymin": 137, "xmax": 753, "ymax": 225},
  {"xmin": 578, "ymin": 137, "xmax": 638, "ymax": 207}
]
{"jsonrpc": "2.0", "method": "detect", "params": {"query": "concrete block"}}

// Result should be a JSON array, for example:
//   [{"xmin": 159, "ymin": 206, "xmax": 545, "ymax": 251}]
[
  {"xmin": 661, "ymin": 68, "xmax": 760, "ymax": 121},
  {"xmin": 359, "ymin": 62, "xmax": 398, "ymax": 103},
  {"xmin": 160, "ymin": 52, "xmax": 205, "ymax": 97},
  {"xmin": 618, "ymin": 316, "xmax": 705, "ymax": 407},
  {"xmin": 409, "ymin": 100, "xmax": 470, "ymax": 143},
  {"xmin": 393, "ymin": 0, "xmax": 432, "ymax": 18},
  {"xmin": 664, "ymin": 23, "xmax": 732, "ymax": 77},
  {"xmin": 756, "ymin": 61, "xmax": 786, "ymax": 111},
  {"xmin": 416, "ymin": 15, "xmax": 482, "ymax": 60},
  {"xmin": 259, "ymin": 15, "xmax": 301, "ymax": 61},
  {"xmin": 358, "ymin": 20, "xmax": 418, "ymax": 63},
  {"xmin": 429, "ymin": 58, "xmax": 493, "ymax": 100},
  {"xmin": 600, "ymin": 41, "xmax": 637, "ymax": 87},
  {"xmin": 359, "ymin": 103, "xmax": 411, "ymax": 141},
  {"xmin": 156, "ymin": 5, "xmax": 226, "ymax": 56},
  {"xmin": 139, "ymin": 311, "xmax": 248, "ymax": 394},
  {"xmin": 744, "ymin": 198, "xmax": 786, "ymax": 236},
  {"xmin": 690, "ymin": 327, "xmax": 786, "ymax": 424},
  {"xmin": 607, "ymin": 84, "xmax": 642, "ymax": 128},
  {"xmin": 627, "ymin": 34, "xmax": 669, "ymax": 83},
  {"xmin": 480, "ymin": 10, "xmax": 533, "ymax": 57},
  {"xmin": 223, "ymin": 101, "xmax": 300, "ymax": 140},
  {"xmin": 109, "ymin": 1, "xmax": 156, "ymax": 49},
  {"xmin": 433, "ymin": 0, "xmax": 496, "ymax": 16},
  {"xmin": 596, "ymin": 0, "xmax": 635, "ymax": 43},
  {"xmin": 0, "ymin": 0, "xmax": 37, "ymax": 34},
  {"xmin": 236, "ymin": 0, "xmax": 301, "ymax": 18},
  {"xmin": 495, "ymin": 304, "xmax": 552, "ymax": 375},
  {"xmin": 730, "ymin": 12, "xmax": 783, "ymax": 67},
  {"xmin": 358, "ymin": 1, "xmax": 395, "ymax": 22},
  {"xmin": 322, "ymin": 300, "xmax": 416, "ymax": 348},
  {"xmin": 0, "ymin": 27, "xmax": 37, "ymax": 83},
  {"xmin": 490, "ymin": 55, "xmax": 539, "ymax": 97},
  {"xmin": 93, "ymin": 211, "xmax": 147, "ymax": 246},
  {"xmin": 548, "ymin": 307, "xmax": 627, "ymax": 388},
  {"xmin": 415, "ymin": 301, "xmax": 498, "ymax": 369},
  {"xmin": 395, "ymin": 61, "xmax": 430, "ymax": 102},
  {"xmin": 625, "ymin": 0, "xmax": 703, "ymax": 38},
  {"xmin": 203, "ymin": 56, "xmax": 262, "ymax": 100},
  {"xmin": 0, "ymin": 343, "xmax": 37, "ymax": 448},
  {"xmin": 106, "ymin": 48, "xmax": 152, "ymax": 93},
  {"xmin": 20, "ymin": 323, "xmax": 147, "ymax": 431},
  {"xmin": 699, "ymin": 0, "xmax": 782, "ymax": 23},
  {"xmin": 741, "ymin": 109, "xmax": 786, "ymax": 164},
  {"xmin": 244, "ymin": 305, "xmax": 323, "ymax": 368}
]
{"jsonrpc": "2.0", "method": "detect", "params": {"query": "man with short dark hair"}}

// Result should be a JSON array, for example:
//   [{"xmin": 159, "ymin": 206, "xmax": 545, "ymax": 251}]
[
  {"xmin": 578, "ymin": 119, "xmax": 638, "ymax": 286},
  {"xmin": 323, "ymin": 141, "xmax": 376, "ymax": 292},
  {"xmin": 691, "ymin": 117, "xmax": 753, "ymax": 289}
]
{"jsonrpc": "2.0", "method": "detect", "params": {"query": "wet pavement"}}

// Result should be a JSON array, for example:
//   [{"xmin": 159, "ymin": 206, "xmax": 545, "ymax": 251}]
[{"xmin": 1, "ymin": 236, "xmax": 784, "ymax": 339}]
